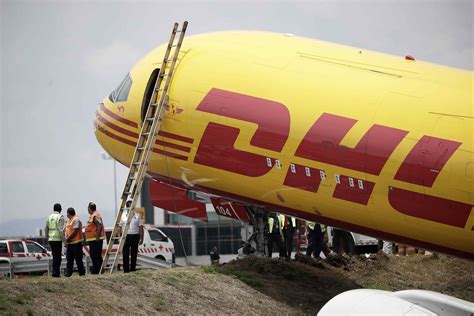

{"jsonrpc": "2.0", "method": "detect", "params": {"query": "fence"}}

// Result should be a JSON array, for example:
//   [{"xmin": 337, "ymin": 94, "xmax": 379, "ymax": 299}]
[{"xmin": 0, "ymin": 254, "xmax": 174, "ymax": 279}]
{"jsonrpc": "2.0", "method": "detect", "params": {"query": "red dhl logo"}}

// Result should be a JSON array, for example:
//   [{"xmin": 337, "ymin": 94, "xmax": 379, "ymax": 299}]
[{"xmin": 193, "ymin": 88, "xmax": 472, "ymax": 229}]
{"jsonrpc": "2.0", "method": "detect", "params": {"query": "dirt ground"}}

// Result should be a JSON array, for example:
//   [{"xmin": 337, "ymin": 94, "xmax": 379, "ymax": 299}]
[
  {"xmin": 0, "ymin": 253, "xmax": 472, "ymax": 315},
  {"xmin": 216, "ymin": 253, "xmax": 474, "ymax": 314}
]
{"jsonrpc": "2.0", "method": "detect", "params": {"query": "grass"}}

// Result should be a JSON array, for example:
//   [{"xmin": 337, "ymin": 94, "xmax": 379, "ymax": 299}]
[
  {"xmin": 201, "ymin": 265, "xmax": 218, "ymax": 274},
  {"xmin": 218, "ymin": 268, "xmax": 264, "ymax": 288},
  {"xmin": 0, "ymin": 292, "xmax": 33, "ymax": 315},
  {"xmin": 153, "ymin": 295, "xmax": 168, "ymax": 312},
  {"xmin": 165, "ymin": 270, "xmax": 196, "ymax": 286},
  {"xmin": 0, "ymin": 296, "xmax": 9, "ymax": 311},
  {"xmin": 44, "ymin": 284, "xmax": 56, "ymax": 293}
]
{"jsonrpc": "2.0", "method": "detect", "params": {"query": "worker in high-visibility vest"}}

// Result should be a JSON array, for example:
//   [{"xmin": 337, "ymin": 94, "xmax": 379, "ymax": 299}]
[
  {"xmin": 45, "ymin": 203, "xmax": 65, "ymax": 277},
  {"xmin": 267, "ymin": 213, "xmax": 285, "ymax": 258},
  {"xmin": 85, "ymin": 202, "xmax": 105, "ymax": 274},
  {"xmin": 306, "ymin": 221, "xmax": 323, "ymax": 258},
  {"xmin": 65, "ymin": 207, "xmax": 85, "ymax": 277},
  {"xmin": 280, "ymin": 214, "xmax": 296, "ymax": 259}
]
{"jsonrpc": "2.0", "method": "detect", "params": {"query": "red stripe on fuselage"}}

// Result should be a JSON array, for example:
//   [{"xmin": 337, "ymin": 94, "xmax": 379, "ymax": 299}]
[
  {"xmin": 99, "ymin": 103, "xmax": 138, "ymax": 128},
  {"xmin": 95, "ymin": 123, "xmax": 189, "ymax": 161},
  {"xmin": 388, "ymin": 187, "xmax": 472, "ymax": 228},
  {"xmin": 96, "ymin": 111, "xmax": 138, "ymax": 138},
  {"xmin": 96, "ymin": 111, "xmax": 192, "ymax": 153},
  {"xmin": 156, "ymin": 140, "xmax": 191, "ymax": 153},
  {"xmin": 158, "ymin": 131, "xmax": 194, "ymax": 144}
]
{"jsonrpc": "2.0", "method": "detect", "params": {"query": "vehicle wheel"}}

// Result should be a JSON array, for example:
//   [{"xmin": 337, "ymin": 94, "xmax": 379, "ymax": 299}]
[{"xmin": 340, "ymin": 232, "xmax": 355, "ymax": 255}]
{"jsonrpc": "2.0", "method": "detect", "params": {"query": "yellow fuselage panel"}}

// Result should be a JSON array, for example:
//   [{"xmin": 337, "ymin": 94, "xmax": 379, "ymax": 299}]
[{"xmin": 95, "ymin": 31, "xmax": 473, "ymax": 258}]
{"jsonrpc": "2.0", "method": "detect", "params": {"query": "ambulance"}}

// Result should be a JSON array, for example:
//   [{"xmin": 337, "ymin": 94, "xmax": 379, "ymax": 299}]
[
  {"xmin": 0, "ymin": 239, "xmax": 55, "ymax": 276},
  {"xmin": 84, "ymin": 225, "xmax": 175, "ymax": 264}
]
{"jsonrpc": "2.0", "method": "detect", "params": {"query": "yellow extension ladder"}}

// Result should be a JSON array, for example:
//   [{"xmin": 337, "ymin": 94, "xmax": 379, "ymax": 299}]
[{"xmin": 100, "ymin": 21, "xmax": 188, "ymax": 274}]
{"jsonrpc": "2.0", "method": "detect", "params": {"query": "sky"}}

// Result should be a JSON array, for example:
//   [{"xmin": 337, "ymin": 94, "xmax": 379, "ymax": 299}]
[{"xmin": 0, "ymin": 0, "xmax": 472, "ymax": 235}]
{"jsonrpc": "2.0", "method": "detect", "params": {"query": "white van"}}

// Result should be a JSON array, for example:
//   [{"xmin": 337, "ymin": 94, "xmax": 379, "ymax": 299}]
[{"xmin": 97, "ymin": 224, "xmax": 175, "ymax": 264}]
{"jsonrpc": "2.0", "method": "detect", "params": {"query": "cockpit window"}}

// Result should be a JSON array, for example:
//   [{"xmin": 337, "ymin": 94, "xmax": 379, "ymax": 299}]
[{"xmin": 109, "ymin": 73, "xmax": 132, "ymax": 103}]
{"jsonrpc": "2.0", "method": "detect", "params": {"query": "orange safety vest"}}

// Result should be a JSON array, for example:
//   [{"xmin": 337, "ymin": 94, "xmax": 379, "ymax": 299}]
[
  {"xmin": 66, "ymin": 216, "xmax": 83, "ymax": 244},
  {"xmin": 85, "ymin": 211, "xmax": 105, "ymax": 242}
]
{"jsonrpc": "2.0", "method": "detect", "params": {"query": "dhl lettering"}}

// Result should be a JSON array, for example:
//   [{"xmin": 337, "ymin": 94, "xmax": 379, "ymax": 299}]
[
  {"xmin": 194, "ymin": 89, "xmax": 290, "ymax": 177},
  {"xmin": 194, "ymin": 89, "xmax": 471, "ymax": 228},
  {"xmin": 333, "ymin": 175, "xmax": 375, "ymax": 205},
  {"xmin": 196, "ymin": 88, "xmax": 290, "ymax": 151},
  {"xmin": 194, "ymin": 123, "xmax": 274, "ymax": 177},
  {"xmin": 395, "ymin": 136, "xmax": 461, "ymax": 187},
  {"xmin": 295, "ymin": 113, "xmax": 408, "ymax": 175},
  {"xmin": 283, "ymin": 163, "xmax": 323, "ymax": 192}
]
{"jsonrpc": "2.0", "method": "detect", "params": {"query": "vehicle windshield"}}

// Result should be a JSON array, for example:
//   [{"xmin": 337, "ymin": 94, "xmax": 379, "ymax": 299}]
[
  {"xmin": 26, "ymin": 242, "xmax": 45, "ymax": 253},
  {"xmin": 148, "ymin": 230, "xmax": 167, "ymax": 242}
]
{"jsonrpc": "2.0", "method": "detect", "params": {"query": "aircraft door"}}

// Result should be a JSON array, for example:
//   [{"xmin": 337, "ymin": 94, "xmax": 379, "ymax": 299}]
[{"xmin": 141, "ymin": 68, "xmax": 160, "ymax": 123}]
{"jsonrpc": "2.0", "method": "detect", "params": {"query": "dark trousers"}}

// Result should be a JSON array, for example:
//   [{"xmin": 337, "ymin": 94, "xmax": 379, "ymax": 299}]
[
  {"xmin": 306, "ymin": 225, "xmax": 323, "ymax": 258},
  {"xmin": 89, "ymin": 240, "xmax": 103, "ymax": 274},
  {"xmin": 267, "ymin": 232, "xmax": 285, "ymax": 258},
  {"xmin": 49, "ymin": 241, "xmax": 62, "ymax": 277},
  {"xmin": 123, "ymin": 234, "xmax": 139, "ymax": 273},
  {"xmin": 282, "ymin": 226, "xmax": 295, "ymax": 259},
  {"xmin": 66, "ymin": 242, "xmax": 85, "ymax": 276}
]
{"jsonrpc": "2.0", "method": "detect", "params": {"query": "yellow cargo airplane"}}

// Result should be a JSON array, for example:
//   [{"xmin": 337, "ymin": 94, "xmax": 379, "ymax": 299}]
[{"xmin": 94, "ymin": 31, "xmax": 473, "ymax": 259}]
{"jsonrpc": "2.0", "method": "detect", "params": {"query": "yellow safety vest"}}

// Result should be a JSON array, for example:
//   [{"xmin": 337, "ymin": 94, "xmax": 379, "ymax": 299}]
[
  {"xmin": 47, "ymin": 213, "xmax": 63, "ymax": 242},
  {"xmin": 320, "ymin": 224, "xmax": 326, "ymax": 233},
  {"xmin": 268, "ymin": 217, "xmax": 282, "ymax": 235},
  {"xmin": 277, "ymin": 214, "xmax": 296, "ymax": 229}
]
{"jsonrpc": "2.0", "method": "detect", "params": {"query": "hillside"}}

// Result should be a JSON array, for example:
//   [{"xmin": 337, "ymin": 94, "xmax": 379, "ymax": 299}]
[{"xmin": 0, "ymin": 253, "xmax": 472, "ymax": 315}]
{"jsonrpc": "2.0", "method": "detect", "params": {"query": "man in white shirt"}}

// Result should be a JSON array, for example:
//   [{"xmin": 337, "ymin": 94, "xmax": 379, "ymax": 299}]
[{"xmin": 119, "ymin": 200, "xmax": 144, "ymax": 273}]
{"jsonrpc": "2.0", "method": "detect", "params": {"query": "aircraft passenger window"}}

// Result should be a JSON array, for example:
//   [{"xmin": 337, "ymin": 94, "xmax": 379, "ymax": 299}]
[
  {"xmin": 108, "ymin": 73, "xmax": 132, "ymax": 103},
  {"xmin": 12, "ymin": 242, "xmax": 24, "ymax": 253}
]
